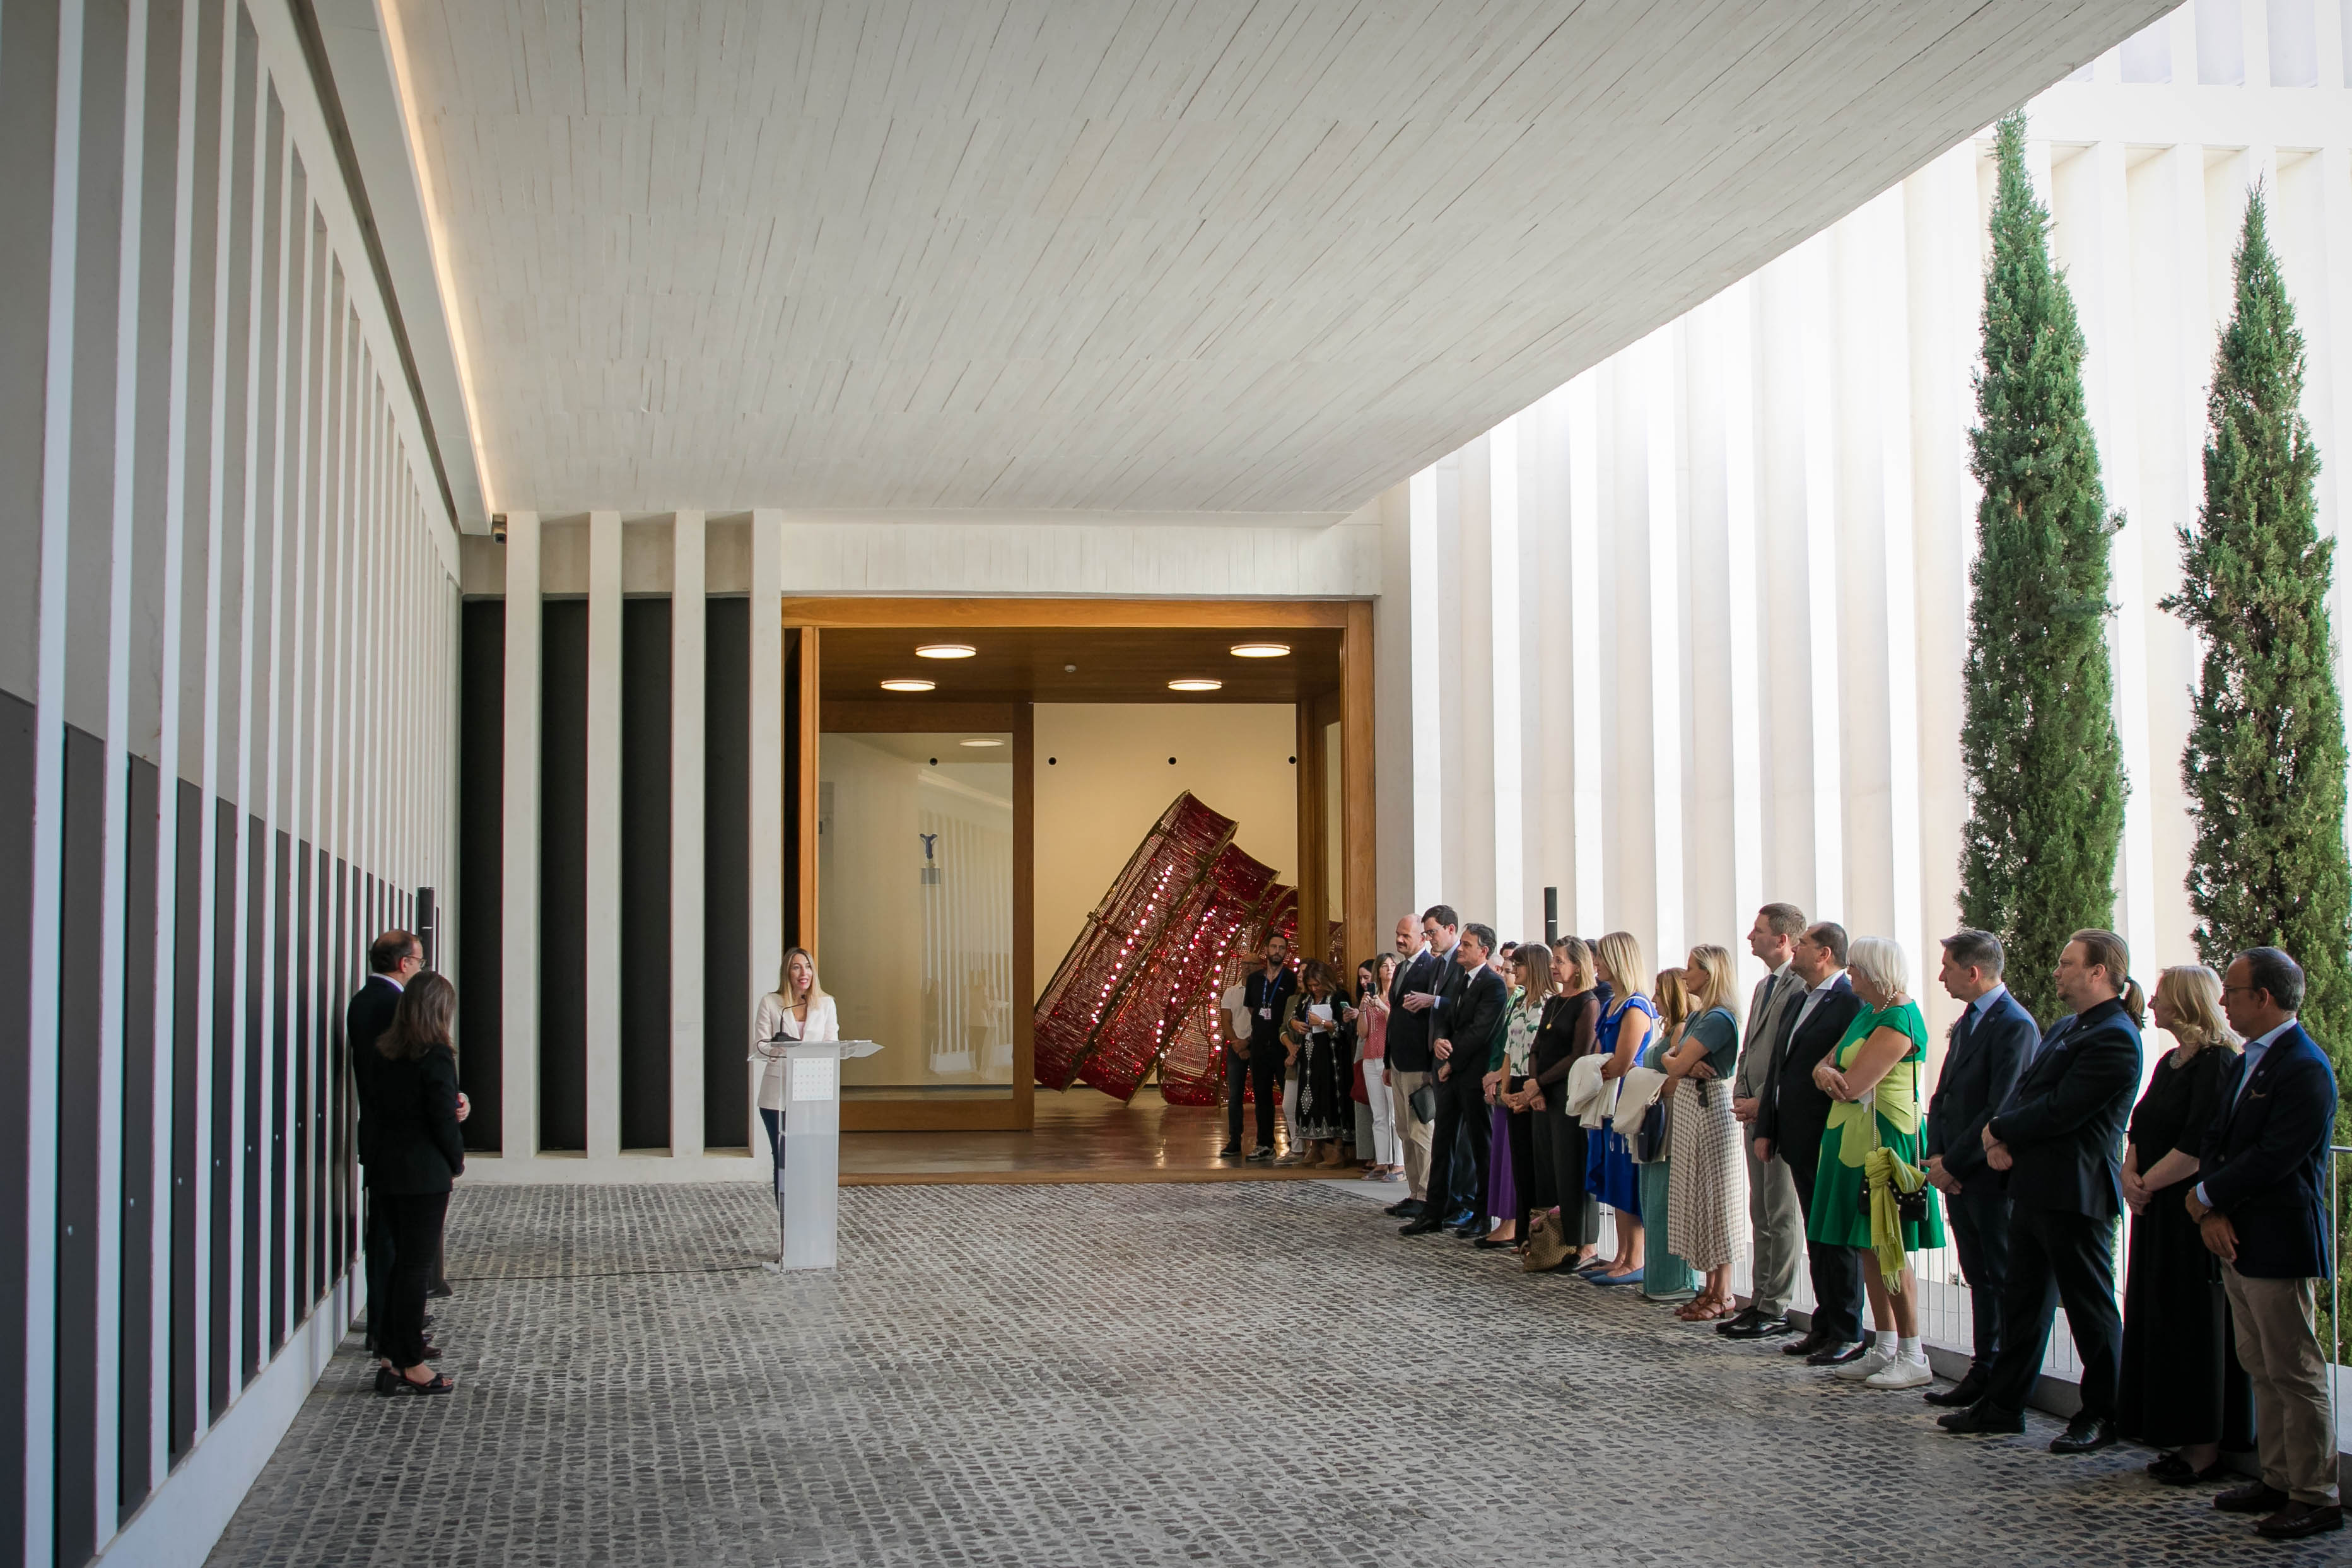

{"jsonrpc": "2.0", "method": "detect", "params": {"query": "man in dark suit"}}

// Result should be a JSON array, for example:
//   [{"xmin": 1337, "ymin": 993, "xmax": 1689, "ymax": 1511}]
[
  {"xmin": 1921, "ymin": 928, "xmax": 2037, "ymax": 1408},
  {"xmin": 1751, "ymin": 921, "xmax": 1867, "ymax": 1363},
  {"xmin": 1721, "ymin": 901, "xmax": 1809, "ymax": 1340},
  {"xmin": 1402, "ymin": 921, "xmax": 1507, "ymax": 1239},
  {"xmin": 1382, "ymin": 913, "xmax": 1437, "ymax": 1217},
  {"xmin": 1232, "ymin": 933, "xmax": 1296, "ymax": 1162},
  {"xmin": 1943, "ymin": 928, "xmax": 2142, "ymax": 1453},
  {"xmin": 351, "ymin": 930, "xmax": 420, "ymax": 1360},
  {"xmin": 2190, "ymin": 946, "xmax": 2341, "ymax": 1540}
]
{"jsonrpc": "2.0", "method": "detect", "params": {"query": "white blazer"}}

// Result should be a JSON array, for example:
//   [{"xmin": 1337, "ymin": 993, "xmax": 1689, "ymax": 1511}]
[{"xmin": 751, "ymin": 992, "xmax": 839, "ymax": 1113}]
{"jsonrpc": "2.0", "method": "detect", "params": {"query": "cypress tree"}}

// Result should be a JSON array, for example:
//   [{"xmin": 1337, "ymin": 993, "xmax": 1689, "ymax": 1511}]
[
  {"xmin": 2160, "ymin": 187, "xmax": 2352, "ymax": 1060},
  {"xmin": 1957, "ymin": 113, "xmax": 2127, "ymax": 1025}
]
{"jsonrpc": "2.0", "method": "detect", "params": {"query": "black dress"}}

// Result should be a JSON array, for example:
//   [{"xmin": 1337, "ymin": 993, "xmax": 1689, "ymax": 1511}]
[
  {"xmin": 2116, "ymin": 1044, "xmax": 2254, "ymax": 1452},
  {"xmin": 1291, "ymin": 996, "xmax": 1347, "ymax": 1141},
  {"xmin": 1530, "ymin": 989, "xmax": 1604, "ymax": 1246}
]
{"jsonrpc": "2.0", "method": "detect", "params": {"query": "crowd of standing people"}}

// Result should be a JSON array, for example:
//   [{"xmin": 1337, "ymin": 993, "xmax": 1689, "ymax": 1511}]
[{"xmin": 1225, "ymin": 902, "xmax": 2344, "ymax": 1543}]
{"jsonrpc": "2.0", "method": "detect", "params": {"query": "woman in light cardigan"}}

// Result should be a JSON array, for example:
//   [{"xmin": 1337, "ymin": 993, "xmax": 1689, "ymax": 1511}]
[{"xmin": 752, "ymin": 947, "xmax": 838, "ymax": 1179}]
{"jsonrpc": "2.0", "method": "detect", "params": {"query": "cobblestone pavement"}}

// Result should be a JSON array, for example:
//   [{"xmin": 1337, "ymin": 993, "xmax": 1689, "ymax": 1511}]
[{"xmin": 210, "ymin": 1181, "xmax": 2334, "ymax": 1567}]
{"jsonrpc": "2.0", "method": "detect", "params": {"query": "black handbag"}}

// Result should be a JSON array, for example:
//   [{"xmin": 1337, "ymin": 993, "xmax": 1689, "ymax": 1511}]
[
  {"xmin": 1408, "ymin": 1083, "xmax": 1437, "ymax": 1124},
  {"xmin": 1634, "ymin": 1099, "xmax": 1668, "ymax": 1163}
]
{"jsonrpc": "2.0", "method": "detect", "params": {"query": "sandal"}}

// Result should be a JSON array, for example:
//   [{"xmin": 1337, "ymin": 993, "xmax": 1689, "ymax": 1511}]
[{"xmin": 387, "ymin": 1371, "xmax": 454, "ymax": 1396}]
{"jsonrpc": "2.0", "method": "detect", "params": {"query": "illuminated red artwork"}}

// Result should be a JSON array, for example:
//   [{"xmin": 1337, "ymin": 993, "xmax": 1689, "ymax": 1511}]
[{"xmin": 1032, "ymin": 793, "xmax": 1291, "ymax": 1103}]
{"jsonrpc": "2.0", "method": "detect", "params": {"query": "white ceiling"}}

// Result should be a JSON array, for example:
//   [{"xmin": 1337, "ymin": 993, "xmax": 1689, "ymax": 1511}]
[{"xmin": 380, "ymin": 0, "xmax": 2171, "ymax": 519}]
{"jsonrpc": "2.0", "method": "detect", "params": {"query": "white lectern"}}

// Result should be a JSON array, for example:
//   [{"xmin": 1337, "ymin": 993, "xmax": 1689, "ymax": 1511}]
[{"xmin": 769, "ymin": 1039, "xmax": 881, "ymax": 1271}]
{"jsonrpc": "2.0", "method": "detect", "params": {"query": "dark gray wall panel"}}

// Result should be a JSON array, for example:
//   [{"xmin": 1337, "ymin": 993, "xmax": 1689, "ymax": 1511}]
[
  {"xmin": 56, "ymin": 727, "xmax": 105, "ymax": 1568},
  {"xmin": 620, "ymin": 597, "xmax": 670, "ymax": 1150},
  {"xmin": 0, "ymin": 691, "xmax": 29, "ymax": 1551},
  {"xmin": 169, "ymin": 780, "xmax": 200, "ymax": 1459},
  {"xmin": 242, "ymin": 820, "xmax": 265, "ymax": 1384},
  {"xmin": 703, "ymin": 599, "xmax": 750, "ymax": 1149},
  {"xmin": 269, "ymin": 828, "xmax": 291, "ymax": 1354},
  {"xmin": 120, "ymin": 756, "xmax": 160, "ymax": 1518},
  {"xmin": 208, "ymin": 802, "xmax": 235, "ymax": 1420},
  {"xmin": 457, "ymin": 599, "xmax": 501, "ymax": 1149},
  {"xmin": 539, "ymin": 600, "xmax": 588, "ymax": 1152}
]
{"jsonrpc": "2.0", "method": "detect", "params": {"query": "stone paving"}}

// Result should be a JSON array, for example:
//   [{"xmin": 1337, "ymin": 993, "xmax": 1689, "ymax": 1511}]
[{"xmin": 209, "ymin": 1181, "xmax": 2334, "ymax": 1566}]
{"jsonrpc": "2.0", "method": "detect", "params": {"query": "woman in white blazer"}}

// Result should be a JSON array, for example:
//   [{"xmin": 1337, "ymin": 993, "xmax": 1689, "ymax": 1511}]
[{"xmin": 751, "ymin": 947, "xmax": 838, "ymax": 1174}]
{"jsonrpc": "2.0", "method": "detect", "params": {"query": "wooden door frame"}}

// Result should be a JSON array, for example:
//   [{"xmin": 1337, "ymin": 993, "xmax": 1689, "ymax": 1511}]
[{"xmin": 783, "ymin": 598, "xmax": 1375, "ymax": 1132}]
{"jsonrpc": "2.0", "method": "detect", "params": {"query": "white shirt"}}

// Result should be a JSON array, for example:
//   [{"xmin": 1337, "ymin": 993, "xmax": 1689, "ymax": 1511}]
[
  {"xmin": 1221, "ymin": 984, "xmax": 1249, "ymax": 1044},
  {"xmin": 2193, "ymin": 1017, "xmax": 2298, "ymax": 1206},
  {"xmin": 751, "ymin": 992, "xmax": 839, "ymax": 1112},
  {"xmin": 1793, "ymin": 970, "xmax": 1844, "ymax": 1032}
]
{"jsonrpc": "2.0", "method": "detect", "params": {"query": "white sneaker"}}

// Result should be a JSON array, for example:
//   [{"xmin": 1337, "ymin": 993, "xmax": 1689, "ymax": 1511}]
[
  {"xmin": 1834, "ymin": 1348, "xmax": 1895, "ymax": 1381},
  {"xmin": 1864, "ymin": 1355, "xmax": 1934, "ymax": 1390}
]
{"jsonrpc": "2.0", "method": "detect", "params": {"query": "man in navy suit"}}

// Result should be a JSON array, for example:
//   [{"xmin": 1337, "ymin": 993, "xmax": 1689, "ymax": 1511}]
[
  {"xmin": 1752, "ymin": 922, "xmax": 1867, "ymax": 1363},
  {"xmin": 1921, "ymin": 929, "xmax": 2037, "ymax": 1408},
  {"xmin": 1942, "ymin": 928, "xmax": 2141, "ymax": 1453},
  {"xmin": 350, "ymin": 930, "xmax": 420, "ymax": 1362},
  {"xmin": 2190, "ymin": 946, "xmax": 2341, "ymax": 1540},
  {"xmin": 1403, "ymin": 922, "xmax": 1508, "ymax": 1238}
]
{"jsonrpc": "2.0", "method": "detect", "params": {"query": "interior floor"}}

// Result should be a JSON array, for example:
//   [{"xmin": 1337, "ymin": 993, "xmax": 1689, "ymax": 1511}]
[{"xmin": 841, "ymin": 1085, "xmax": 1360, "ymax": 1185}]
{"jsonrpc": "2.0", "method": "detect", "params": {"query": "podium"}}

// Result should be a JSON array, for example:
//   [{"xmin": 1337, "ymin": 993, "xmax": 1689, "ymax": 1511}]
[{"xmin": 768, "ymin": 1039, "xmax": 881, "ymax": 1271}]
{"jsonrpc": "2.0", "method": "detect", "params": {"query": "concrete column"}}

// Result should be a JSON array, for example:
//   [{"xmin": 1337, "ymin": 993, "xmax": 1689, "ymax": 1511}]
[
  {"xmin": 1714, "ymin": 282, "xmax": 1766, "ymax": 983},
  {"xmin": 1797, "ymin": 235, "xmax": 1846, "ymax": 920},
  {"xmin": 1643, "ymin": 326, "xmax": 1685, "ymax": 964},
  {"xmin": 1565, "ymin": 373, "xmax": 1604, "ymax": 934},
  {"xmin": 1407, "ymin": 466, "xmax": 1444, "ymax": 911},
  {"xmin": 584, "ymin": 510, "xmax": 621, "ymax": 1159},
  {"xmin": 500, "ymin": 511, "xmax": 541, "ymax": 1156},
  {"xmin": 669, "ymin": 511, "xmax": 706, "ymax": 1157},
  {"xmin": 1864, "ymin": 190, "xmax": 1926, "ymax": 969},
  {"xmin": 1488, "ymin": 416, "xmax": 1525, "ymax": 933},
  {"xmin": 2080, "ymin": 140, "xmax": 2162, "ymax": 980},
  {"xmin": 747, "ymin": 508, "xmax": 785, "ymax": 1154}
]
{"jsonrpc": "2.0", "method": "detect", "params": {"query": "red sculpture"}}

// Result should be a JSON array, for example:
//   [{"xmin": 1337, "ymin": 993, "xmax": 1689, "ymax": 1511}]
[{"xmin": 1032, "ymin": 792, "xmax": 1292, "ymax": 1103}]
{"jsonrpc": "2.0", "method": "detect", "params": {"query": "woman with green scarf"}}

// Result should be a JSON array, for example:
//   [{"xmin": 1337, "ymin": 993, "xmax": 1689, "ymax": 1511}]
[{"xmin": 1805, "ymin": 935, "xmax": 1945, "ymax": 1390}]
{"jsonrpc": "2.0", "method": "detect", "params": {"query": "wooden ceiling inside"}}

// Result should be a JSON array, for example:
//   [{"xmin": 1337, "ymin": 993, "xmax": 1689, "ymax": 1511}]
[{"xmin": 817, "ymin": 625, "xmax": 1342, "ymax": 706}]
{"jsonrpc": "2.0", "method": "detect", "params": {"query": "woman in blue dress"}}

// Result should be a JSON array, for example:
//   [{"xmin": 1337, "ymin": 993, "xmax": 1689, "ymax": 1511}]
[{"xmin": 1580, "ymin": 931, "xmax": 1654, "ymax": 1284}]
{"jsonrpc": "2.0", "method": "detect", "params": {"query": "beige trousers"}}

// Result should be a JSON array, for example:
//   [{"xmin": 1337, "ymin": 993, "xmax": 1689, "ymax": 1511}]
[
  {"xmin": 1388, "ymin": 1070, "xmax": 1433, "ymax": 1200},
  {"xmin": 2222, "ymin": 1267, "xmax": 2340, "ymax": 1506}
]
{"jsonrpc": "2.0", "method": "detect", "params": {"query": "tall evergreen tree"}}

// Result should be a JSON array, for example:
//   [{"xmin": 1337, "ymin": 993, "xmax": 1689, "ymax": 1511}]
[
  {"xmin": 1957, "ymin": 113, "xmax": 2127, "ymax": 1025},
  {"xmin": 2160, "ymin": 187, "xmax": 2352, "ymax": 1059}
]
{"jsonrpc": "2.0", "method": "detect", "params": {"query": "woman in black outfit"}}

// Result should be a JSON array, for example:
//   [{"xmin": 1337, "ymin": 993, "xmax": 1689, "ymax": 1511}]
[
  {"xmin": 2117, "ymin": 964, "xmax": 2252, "ymax": 1479},
  {"xmin": 371, "ymin": 971, "xmax": 465, "ymax": 1396},
  {"xmin": 1530, "ymin": 937, "xmax": 1606, "ymax": 1266}
]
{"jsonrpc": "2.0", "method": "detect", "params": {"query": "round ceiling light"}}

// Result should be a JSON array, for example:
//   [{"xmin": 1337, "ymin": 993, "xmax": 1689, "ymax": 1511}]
[
  {"xmin": 1168, "ymin": 678, "xmax": 1223, "ymax": 693},
  {"xmin": 1229, "ymin": 641, "xmax": 1290, "ymax": 658},
  {"xmin": 879, "ymin": 678, "xmax": 936, "ymax": 693},
  {"xmin": 959, "ymin": 738, "xmax": 1003, "ymax": 747},
  {"xmin": 916, "ymin": 643, "xmax": 976, "ymax": 659}
]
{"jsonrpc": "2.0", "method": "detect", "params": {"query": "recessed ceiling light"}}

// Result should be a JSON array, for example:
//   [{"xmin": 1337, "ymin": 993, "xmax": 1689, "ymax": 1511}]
[
  {"xmin": 916, "ymin": 643, "xmax": 976, "ymax": 659},
  {"xmin": 1229, "ymin": 642, "xmax": 1290, "ymax": 658},
  {"xmin": 880, "ymin": 678, "xmax": 935, "ymax": 693},
  {"xmin": 1168, "ymin": 679, "xmax": 1222, "ymax": 693},
  {"xmin": 959, "ymin": 738, "xmax": 1003, "ymax": 747}
]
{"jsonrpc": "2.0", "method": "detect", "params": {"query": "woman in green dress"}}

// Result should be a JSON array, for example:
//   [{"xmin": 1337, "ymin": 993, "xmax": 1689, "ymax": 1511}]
[{"xmin": 1806, "ymin": 935, "xmax": 1945, "ymax": 1390}]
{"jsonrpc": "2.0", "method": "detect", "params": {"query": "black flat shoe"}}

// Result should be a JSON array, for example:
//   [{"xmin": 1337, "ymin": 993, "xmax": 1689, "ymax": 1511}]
[
  {"xmin": 2146, "ymin": 1453, "xmax": 2228, "ymax": 1485},
  {"xmin": 1939, "ymin": 1401, "xmax": 2025, "ymax": 1436},
  {"xmin": 1923, "ymin": 1374, "xmax": 1987, "ymax": 1408},
  {"xmin": 2216, "ymin": 1482, "xmax": 2291, "ymax": 1514},
  {"xmin": 1720, "ymin": 1313, "xmax": 1793, "ymax": 1340},
  {"xmin": 1471, "ymin": 1234, "xmax": 1517, "ymax": 1249},
  {"xmin": 2049, "ymin": 1414, "xmax": 2117, "ymax": 1454}
]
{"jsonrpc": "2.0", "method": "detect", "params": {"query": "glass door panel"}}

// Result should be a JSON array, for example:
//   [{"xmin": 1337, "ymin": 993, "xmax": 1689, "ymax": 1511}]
[{"xmin": 817, "ymin": 730, "xmax": 1015, "ymax": 1095}]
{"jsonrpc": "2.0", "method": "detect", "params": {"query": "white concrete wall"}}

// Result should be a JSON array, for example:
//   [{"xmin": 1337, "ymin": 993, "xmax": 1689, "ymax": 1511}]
[{"xmin": 1374, "ymin": 14, "xmax": 2352, "ymax": 1043}]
